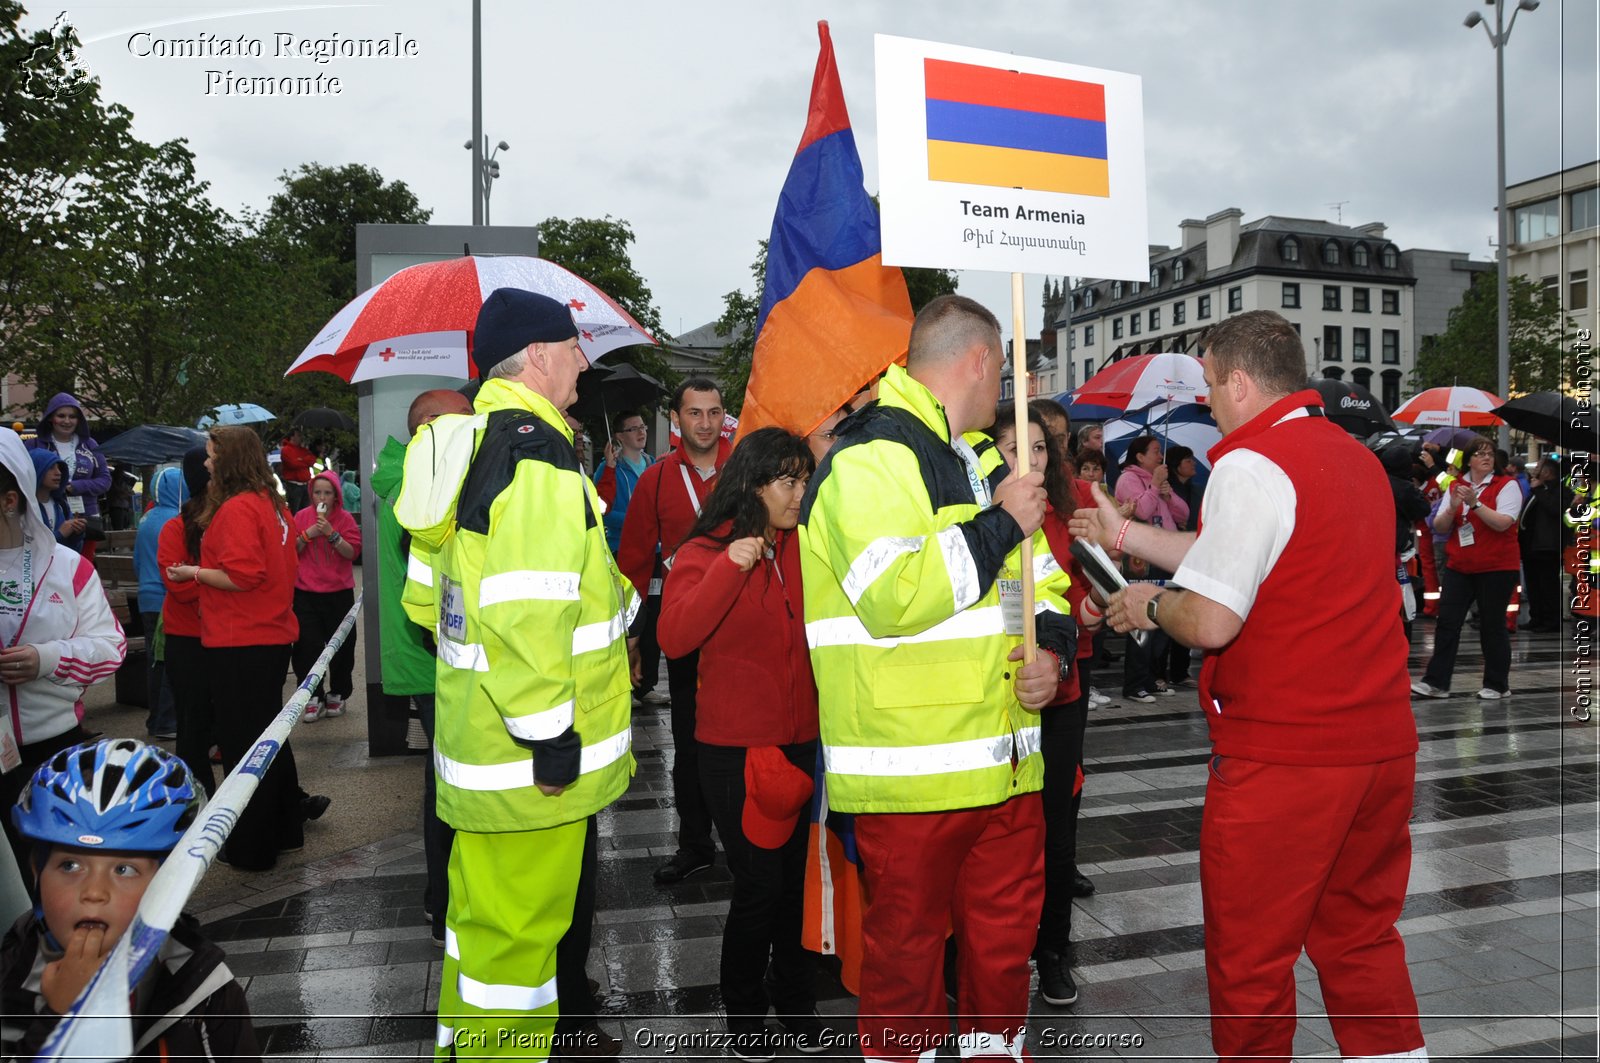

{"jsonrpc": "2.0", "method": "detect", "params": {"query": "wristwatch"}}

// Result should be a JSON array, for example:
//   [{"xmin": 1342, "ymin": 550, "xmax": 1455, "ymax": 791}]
[
  {"xmin": 1054, "ymin": 649, "xmax": 1071, "ymax": 682},
  {"xmin": 1146, "ymin": 592, "xmax": 1165, "ymax": 627}
]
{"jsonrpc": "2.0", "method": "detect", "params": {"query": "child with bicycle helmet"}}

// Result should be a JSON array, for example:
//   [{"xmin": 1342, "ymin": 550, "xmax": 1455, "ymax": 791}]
[{"xmin": 1, "ymin": 738, "xmax": 260, "ymax": 1060}]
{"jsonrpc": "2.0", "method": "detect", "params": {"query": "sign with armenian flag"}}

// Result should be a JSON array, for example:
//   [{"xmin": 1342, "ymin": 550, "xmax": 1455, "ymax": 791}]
[{"xmin": 876, "ymin": 34, "xmax": 1148, "ymax": 278}]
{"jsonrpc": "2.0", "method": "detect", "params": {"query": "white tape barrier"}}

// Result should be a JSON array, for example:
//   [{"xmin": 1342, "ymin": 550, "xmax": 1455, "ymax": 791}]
[{"xmin": 35, "ymin": 595, "xmax": 364, "ymax": 1063}]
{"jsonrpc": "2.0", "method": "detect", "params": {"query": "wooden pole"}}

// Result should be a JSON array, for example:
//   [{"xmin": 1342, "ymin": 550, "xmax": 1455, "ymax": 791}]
[{"xmin": 1011, "ymin": 271, "xmax": 1036, "ymax": 663}]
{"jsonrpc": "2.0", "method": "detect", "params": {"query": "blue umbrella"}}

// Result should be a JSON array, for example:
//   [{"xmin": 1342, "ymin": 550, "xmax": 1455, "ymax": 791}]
[
  {"xmin": 1050, "ymin": 391, "xmax": 1122, "ymax": 424},
  {"xmin": 1102, "ymin": 400, "xmax": 1222, "ymax": 473},
  {"xmin": 196, "ymin": 403, "xmax": 275, "ymax": 428}
]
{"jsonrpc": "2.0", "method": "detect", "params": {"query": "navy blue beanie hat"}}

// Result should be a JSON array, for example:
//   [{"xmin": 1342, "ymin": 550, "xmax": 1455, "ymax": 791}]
[
  {"xmin": 181, "ymin": 444, "xmax": 210, "ymax": 500},
  {"xmin": 471, "ymin": 289, "xmax": 580, "ymax": 377}
]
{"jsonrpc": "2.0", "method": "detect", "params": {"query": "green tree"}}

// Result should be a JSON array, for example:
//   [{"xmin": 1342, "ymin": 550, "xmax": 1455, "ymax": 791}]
[
  {"xmin": 261, "ymin": 162, "xmax": 432, "ymax": 302},
  {"xmin": 536, "ymin": 215, "xmax": 674, "ymax": 385},
  {"xmin": 1414, "ymin": 273, "xmax": 1575, "ymax": 394},
  {"xmin": 710, "ymin": 239, "xmax": 955, "ymax": 416}
]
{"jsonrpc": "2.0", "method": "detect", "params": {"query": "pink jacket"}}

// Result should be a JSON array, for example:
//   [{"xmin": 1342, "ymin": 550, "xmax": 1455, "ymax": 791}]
[
  {"xmin": 1115, "ymin": 462, "xmax": 1190, "ymax": 532},
  {"xmin": 292, "ymin": 471, "xmax": 361, "ymax": 593}
]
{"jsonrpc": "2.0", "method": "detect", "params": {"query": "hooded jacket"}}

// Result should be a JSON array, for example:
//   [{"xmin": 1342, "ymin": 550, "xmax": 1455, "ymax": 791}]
[
  {"xmin": 28, "ymin": 394, "xmax": 109, "ymax": 520},
  {"xmin": 1114, "ymin": 460, "xmax": 1190, "ymax": 532},
  {"xmin": 0, "ymin": 431, "xmax": 125, "ymax": 751},
  {"xmin": 1, "ymin": 911, "xmax": 260, "ymax": 1061},
  {"xmin": 25, "ymin": 451, "xmax": 78, "ymax": 553},
  {"xmin": 134, "ymin": 468, "xmax": 188, "ymax": 615},
  {"xmin": 292, "ymin": 470, "xmax": 361, "ymax": 593}
]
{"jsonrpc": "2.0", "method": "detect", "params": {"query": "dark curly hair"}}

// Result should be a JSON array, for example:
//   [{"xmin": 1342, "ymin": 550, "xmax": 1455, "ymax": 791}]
[
  {"xmin": 679, "ymin": 427, "xmax": 814, "ymax": 550},
  {"xmin": 991, "ymin": 403, "xmax": 1073, "ymax": 514}
]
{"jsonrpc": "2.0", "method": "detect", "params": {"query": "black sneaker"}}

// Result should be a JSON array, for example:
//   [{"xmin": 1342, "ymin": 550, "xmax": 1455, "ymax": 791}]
[
  {"xmin": 653, "ymin": 850, "xmax": 713, "ymax": 884},
  {"xmin": 1035, "ymin": 948, "xmax": 1078, "ymax": 1006},
  {"xmin": 727, "ymin": 1020, "xmax": 777, "ymax": 1061},
  {"xmin": 1068, "ymin": 870, "xmax": 1096, "ymax": 897},
  {"xmin": 776, "ymin": 1011, "xmax": 829, "ymax": 1055},
  {"xmin": 301, "ymin": 794, "xmax": 332, "ymax": 821}
]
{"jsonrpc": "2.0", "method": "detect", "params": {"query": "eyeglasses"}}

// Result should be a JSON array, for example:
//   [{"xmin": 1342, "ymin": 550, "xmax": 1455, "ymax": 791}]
[{"xmin": 619, "ymin": 425, "xmax": 647, "ymax": 434}]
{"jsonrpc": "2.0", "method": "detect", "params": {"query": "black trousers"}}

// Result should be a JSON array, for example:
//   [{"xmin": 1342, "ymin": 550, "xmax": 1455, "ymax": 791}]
[
  {"xmin": 415, "ymin": 693, "xmax": 454, "ymax": 939},
  {"xmin": 1122, "ymin": 627, "xmax": 1170, "ymax": 696},
  {"xmin": 554, "ymin": 815, "xmax": 600, "ymax": 1035},
  {"xmin": 1424, "ymin": 567, "xmax": 1519, "ymax": 694},
  {"xmin": 633, "ymin": 593, "xmax": 663, "ymax": 696},
  {"xmin": 1037, "ymin": 683, "xmax": 1090, "ymax": 954},
  {"xmin": 666, "ymin": 651, "xmax": 714, "ymax": 859},
  {"xmin": 291, "ymin": 587, "xmax": 357, "ymax": 700},
  {"xmin": 164, "ymin": 633, "xmax": 216, "ymax": 798},
  {"xmin": 1523, "ymin": 551, "xmax": 1562, "ymax": 629},
  {"xmin": 1, "ymin": 724, "xmax": 91, "ymax": 876},
  {"xmin": 698, "ymin": 741, "xmax": 817, "ymax": 1020},
  {"xmin": 206, "ymin": 643, "xmax": 302, "ymax": 870}
]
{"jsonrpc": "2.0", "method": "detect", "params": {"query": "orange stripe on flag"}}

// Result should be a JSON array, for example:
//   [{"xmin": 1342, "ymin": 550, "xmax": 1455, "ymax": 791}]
[
  {"xmin": 927, "ymin": 140, "xmax": 1111, "ymax": 197},
  {"xmin": 739, "ymin": 255, "xmax": 913, "ymax": 439}
]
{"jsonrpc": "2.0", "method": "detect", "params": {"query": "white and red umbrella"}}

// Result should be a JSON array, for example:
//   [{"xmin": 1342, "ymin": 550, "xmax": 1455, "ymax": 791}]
[
  {"xmin": 1070, "ymin": 352, "xmax": 1209, "ymax": 412},
  {"xmin": 286, "ymin": 256, "xmax": 658, "ymax": 381},
  {"xmin": 1391, "ymin": 386, "xmax": 1504, "ymax": 427}
]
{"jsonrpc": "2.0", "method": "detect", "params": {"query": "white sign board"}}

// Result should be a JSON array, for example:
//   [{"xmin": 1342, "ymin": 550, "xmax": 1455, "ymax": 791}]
[{"xmin": 875, "ymin": 34, "xmax": 1149, "ymax": 279}]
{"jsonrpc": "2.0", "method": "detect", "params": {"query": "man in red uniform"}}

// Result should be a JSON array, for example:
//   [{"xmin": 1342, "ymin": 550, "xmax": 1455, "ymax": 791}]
[
  {"xmin": 1073, "ymin": 310, "xmax": 1426, "ymax": 1063},
  {"xmin": 278, "ymin": 427, "xmax": 318, "ymax": 513},
  {"xmin": 616, "ymin": 377, "xmax": 731, "ymax": 883}
]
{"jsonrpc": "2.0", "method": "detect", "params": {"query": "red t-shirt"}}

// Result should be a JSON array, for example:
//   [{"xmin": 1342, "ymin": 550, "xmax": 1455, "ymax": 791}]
[{"xmin": 198, "ymin": 490, "xmax": 299, "ymax": 647}]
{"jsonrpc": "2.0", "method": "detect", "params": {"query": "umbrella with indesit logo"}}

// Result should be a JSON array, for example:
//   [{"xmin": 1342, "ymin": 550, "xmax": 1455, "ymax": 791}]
[
  {"xmin": 1392, "ymin": 386, "xmax": 1503, "ymax": 427},
  {"xmin": 196, "ymin": 403, "xmax": 275, "ymax": 428},
  {"xmin": 285, "ymin": 255, "xmax": 658, "ymax": 382}
]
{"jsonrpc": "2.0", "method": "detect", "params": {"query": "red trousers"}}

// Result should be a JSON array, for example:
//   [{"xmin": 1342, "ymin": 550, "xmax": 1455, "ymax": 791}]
[
  {"xmin": 854, "ymin": 794, "xmax": 1044, "ymax": 1063},
  {"xmin": 1201, "ymin": 755, "xmax": 1425, "ymax": 1063}
]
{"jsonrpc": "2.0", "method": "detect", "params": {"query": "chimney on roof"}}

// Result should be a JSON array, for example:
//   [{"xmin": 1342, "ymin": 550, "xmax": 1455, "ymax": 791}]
[
  {"xmin": 1354, "ymin": 222, "xmax": 1387, "ymax": 239},
  {"xmin": 1179, "ymin": 218, "xmax": 1205, "ymax": 250},
  {"xmin": 1204, "ymin": 208, "xmax": 1243, "ymax": 273}
]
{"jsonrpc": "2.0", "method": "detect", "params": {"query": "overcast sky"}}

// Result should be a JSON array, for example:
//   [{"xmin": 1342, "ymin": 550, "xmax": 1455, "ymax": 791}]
[{"xmin": 36, "ymin": 0, "xmax": 1600, "ymax": 347}]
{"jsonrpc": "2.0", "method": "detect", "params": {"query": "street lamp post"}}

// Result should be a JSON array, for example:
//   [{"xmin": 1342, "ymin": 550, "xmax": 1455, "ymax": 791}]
[
  {"xmin": 1464, "ymin": 0, "xmax": 1539, "ymax": 451},
  {"xmin": 461, "ymin": 138, "xmax": 510, "ymax": 224}
]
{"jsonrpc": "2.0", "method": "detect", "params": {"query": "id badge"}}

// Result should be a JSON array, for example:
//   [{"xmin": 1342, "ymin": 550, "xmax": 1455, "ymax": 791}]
[
  {"xmin": 0, "ymin": 726, "xmax": 18, "ymax": 774},
  {"xmin": 648, "ymin": 578, "xmax": 663, "ymax": 596},
  {"xmin": 439, "ymin": 576, "xmax": 467, "ymax": 643},
  {"xmin": 999, "ymin": 578, "xmax": 1025, "ymax": 636},
  {"xmin": 1457, "ymin": 521, "xmax": 1476, "ymax": 548},
  {"xmin": 66, "ymin": 495, "xmax": 85, "ymax": 515}
]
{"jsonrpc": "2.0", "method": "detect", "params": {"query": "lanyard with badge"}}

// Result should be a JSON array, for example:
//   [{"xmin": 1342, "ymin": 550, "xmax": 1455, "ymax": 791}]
[
  {"xmin": 1457, "ymin": 475, "xmax": 1489, "ymax": 548},
  {"xmin": 951, "ymin": 437, "xmax": 1028, "ymax": 634}
]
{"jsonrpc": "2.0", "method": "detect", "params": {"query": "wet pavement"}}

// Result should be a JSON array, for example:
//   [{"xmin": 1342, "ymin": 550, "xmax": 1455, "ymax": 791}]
[{"xmin": 180, "ymin": 619, "xmax": 1597, "ymax": 1060}]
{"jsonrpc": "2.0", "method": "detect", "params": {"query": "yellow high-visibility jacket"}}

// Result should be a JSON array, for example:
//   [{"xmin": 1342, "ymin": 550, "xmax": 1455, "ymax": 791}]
[
  {"xmin": 798, "ymin": 363, "xmax": 1075, "ymax": 814},
  {"xmin": 396, "ymin": 377, "xmax": 637, "ymax": 833}
]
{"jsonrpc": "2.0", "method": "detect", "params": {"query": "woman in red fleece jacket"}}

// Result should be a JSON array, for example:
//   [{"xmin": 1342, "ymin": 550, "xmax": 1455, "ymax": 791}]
[
  {"xmin": 657, "ymin": 427, "xmax": 822, "ymax": 1050},
  {"xmin": 164, "ymin": 427, "xmax": 318, "ymax": 871}
]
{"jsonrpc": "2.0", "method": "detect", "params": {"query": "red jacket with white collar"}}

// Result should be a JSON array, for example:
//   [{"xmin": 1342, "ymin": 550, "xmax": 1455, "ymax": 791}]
[{"xmin": 657, "ymin": 523, "xmax": 818, "ymax": 747}]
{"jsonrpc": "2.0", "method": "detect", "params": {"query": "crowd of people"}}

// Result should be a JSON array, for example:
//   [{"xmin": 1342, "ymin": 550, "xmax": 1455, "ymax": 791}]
[{"xmin": 0, "ymin": 293, "xmax": 1585, "ymax": 1062}]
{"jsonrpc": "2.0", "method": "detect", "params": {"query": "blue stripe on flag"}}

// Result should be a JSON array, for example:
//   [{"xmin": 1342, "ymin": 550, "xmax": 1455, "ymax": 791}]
[
  {"xmin": 757, "ymin": 128, "xmax": 883, "ymax": 334},
  {"xmin": 924, "ymin": 98, "xmax": 1108, "ymax": 159}
]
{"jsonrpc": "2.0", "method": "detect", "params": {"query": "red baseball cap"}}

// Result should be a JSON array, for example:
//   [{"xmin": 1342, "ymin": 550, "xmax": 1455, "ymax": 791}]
[{"xmin": 741, "ymin": 746, "xmax": 814, "ymax": 849}]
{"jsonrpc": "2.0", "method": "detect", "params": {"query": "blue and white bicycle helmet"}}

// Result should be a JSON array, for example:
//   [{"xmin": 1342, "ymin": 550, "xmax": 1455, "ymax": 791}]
[{"xmin": 11, "ymin": 738, "xmax": 202, "ymax": 853}]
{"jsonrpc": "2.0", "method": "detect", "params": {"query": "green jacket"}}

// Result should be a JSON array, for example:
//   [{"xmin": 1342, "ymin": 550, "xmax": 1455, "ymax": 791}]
[
  {"xmin": 396, "ymin": 377, "xmax": 637, "ymax": 833},
  {"xmin": 797, "ymin": 363, "xmax": 1075, "ymax": 814},
  {"xmin": 371, "ymin": 436, "xmax": 435, "ymax": 696}
]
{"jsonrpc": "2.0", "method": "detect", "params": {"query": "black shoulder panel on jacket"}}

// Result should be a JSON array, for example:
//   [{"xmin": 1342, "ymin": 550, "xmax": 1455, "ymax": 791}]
[
  {"xmin": 800, "ymin": 401, "xmax": 980, "ymax": 525},
  {"xmin": 457, "ymin": 410, "xmax": 593, "ymax": 536}
]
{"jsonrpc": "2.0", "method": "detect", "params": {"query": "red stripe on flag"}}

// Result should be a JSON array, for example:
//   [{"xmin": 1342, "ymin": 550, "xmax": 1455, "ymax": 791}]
[
  {"xmin": 796, "ymin": 22, "xmax": 851, "ymax": 155},
  {"xmin": 924, "ymin": 58, "xmax": 1105, "ymax": 123}
]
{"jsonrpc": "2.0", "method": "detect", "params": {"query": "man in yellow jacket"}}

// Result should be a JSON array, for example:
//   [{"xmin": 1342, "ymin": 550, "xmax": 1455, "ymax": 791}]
[
  {"xmin": 799, "ymin": 294, "xmax": 1075, "ymax": 1062},
  {"xmin": 396, "ymin": 289, "xmax": 637, "ymax": 1061}
]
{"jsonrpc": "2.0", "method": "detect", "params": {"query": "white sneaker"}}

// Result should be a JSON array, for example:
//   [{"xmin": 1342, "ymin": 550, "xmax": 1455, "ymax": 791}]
[
  {"xmin": 323, "ymin": 696, "xmax": 345, "ymax": 717},
  {"xmin": 302, "ymin": 699, "xmax": 323, "ymax": 722},
  {"xmin": 642, "ymin": 690, "xmax": 670, "ymax": 705},
  {"xmin": 1410, "ymin": 680, "xmax": 1448, "ymax": 699},
  {"xmin": 1477, "ymin": 687, "xmax": 1511, "ymax": 700}
]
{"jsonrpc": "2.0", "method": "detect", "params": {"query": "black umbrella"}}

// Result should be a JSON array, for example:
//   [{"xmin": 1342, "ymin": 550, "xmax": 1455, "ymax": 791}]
[
  {"xmin": 1364, "ymin": 424, "xmax": 1430, "ymax": 456},
  {"xmin": 99, "ymin": 425, "xmax": 208, "ymax": 465},
  {"xmin": 570, "ymin": 363, "xmax": 665, "ymax": 424},
  {"xmin": 1491, "ymin": 391, "xmax": 1593, "ymax": 445},
  {"xmin": 292, "ymin": 407, "xmax": 357, "ymax": 432},
  {"xmin": 1311, "ymin": 378, "xmax": 1395, "ymax": 437}
]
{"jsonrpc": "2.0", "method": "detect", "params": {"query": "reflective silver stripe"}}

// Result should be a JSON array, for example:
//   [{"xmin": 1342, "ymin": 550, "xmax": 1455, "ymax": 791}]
[
  {"xmin": 407, "ymin": 552, "xmax": 433, "ymax": 586},
  {"xmin": 622, "ymin": 586, "xmax": 641, "ymax": 627},
  {"xmin": 842, "ymin": 535, "xmax": 924, "ymax": 604},
  {"xmin": 935, "ymin": 525, "xmax": 980, "ymax": 612},
  {"xmin": 479, "ymin": 569, "xmax": 580, "ymax": 606},
  {"xmin": 435, "ymin": 726, "xmax": 632, "ymax": 792},
  {"xmin": 456, "ymin": 970, "xmax": 558, "ymax": 1012},
  {"xmin": 438, "ymin": 639, "xmax": 489, "ymax": 671},
  {"xmin": 1034, "ymin": 599, "xmax": 1066, "ymax": 615},
  {"xmin": 1014, "ymin": 724, "xmax": 1043, "ymax": 761},
  {"xmin": 573, "ymin": 611, "xmax": 626, "ymax": 655},
  {"xmin": 1033, "ymin": 550, "xmax": 1062, "ymax": 583},
  {"xmin": 579, "ymin": 726, "xmax": 633, "ymax": 774},
  {"xmin": 806, "ymin": 606, "xmax": 1004, "ymax": 650},
  {"xmin": 436, "ymin": 1024, "xmax": 454, "ymax": 1049},
  {"xmin": 824, "ymin": 732, "xmax": 1018, "ymax": 777},
  {"xmin": 504, "ymin": 700, "xmax": 574, "ymax": 742},
  {"xmin": 445, "ymin": 927, "xmax": 460, "ymax": 959}
]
